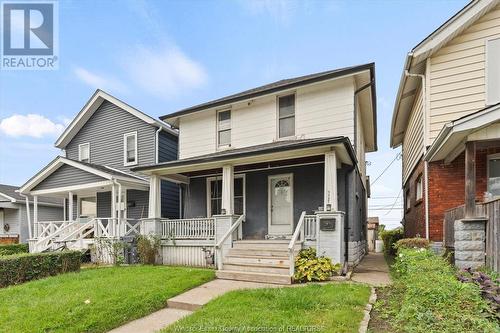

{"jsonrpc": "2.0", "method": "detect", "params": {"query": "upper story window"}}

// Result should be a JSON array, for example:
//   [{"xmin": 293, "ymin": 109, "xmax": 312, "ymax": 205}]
[
  {"xmin": 217, "ymin": 110, "xmax": 231, "ymax": 147},
  {"xmin": 124, "ymin": 132, "xmax": 138, "ymax": 166},
  {"xmin": 488, "ymin": 154, "xmax": 500, "ymax": 197},
  {"xmin": 415, "ymin": 175, "xmax": 423, "ymax": 202},
  {"xmin": 78, "ymin": 143, "xmax": 90, "ymax": 163},
  {"xmin": 278, "ymin": 94, "xmax": 295, "ymax": 138},
  {"xmin": 487, "ymin": 38, "xmax": 500, "ymax": 105}
]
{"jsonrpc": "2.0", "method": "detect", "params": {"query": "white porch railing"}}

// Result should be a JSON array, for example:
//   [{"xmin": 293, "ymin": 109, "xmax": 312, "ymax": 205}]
[
  {"xmin": 215, "ymin": 215, "xmax": 245, "ymax": 270},
  {"xmin": 304, "ymin": 215, "xmax": 317, "ymax": 240},
  {"xmin": 288, "ymin": 211, "xmax": 306, "ymax": 276},
  {"xmin": 161, "ymin": 218, "xmax": 215, "ymax": 240}
]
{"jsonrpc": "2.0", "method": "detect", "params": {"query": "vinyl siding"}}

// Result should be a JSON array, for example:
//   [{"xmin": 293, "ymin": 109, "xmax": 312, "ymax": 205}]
[
  {"xmin": 402, "ymin": 88, "xmax": 424, "ymax": 185},
  {"xmin": 65, "ymin": 101, "xmax": 157, "ymax": 172},
  {"xmin": 127, "ymin": 190, "xmax": 149, "ymax": 220},
  {"xmin": 33, "ymin": 165, "xmax": 105, "ymax": 191},
  {"xmin": 429, "ymin": 4, "xmax": 500, "ymax": 142},
  {"xmin": 178, "ymin": 77, "xmax": 356, "ymax": 159},
  {"xmin": 97, "ymin": 192, "xmax": 111, "ymax": 218},
  {"xmin": 158, "ymin": 131, "xmax": 178, "ymax": 162},
  {"xmin": 468, "ymin": 122, "xmax": 500, "ymax": 140}
]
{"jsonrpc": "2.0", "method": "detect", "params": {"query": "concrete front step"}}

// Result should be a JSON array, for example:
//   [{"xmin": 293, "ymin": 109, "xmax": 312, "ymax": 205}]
[
  {"xmin": 224, "ymin": 255, "xmax": 290, "ymax": 266},
  {"xmin": 233, "ymin": 240, "xmax": 301, "ymax": 251},
  {"xmin": 216, "ymin": 270, "xmax": 292, "ymax": 285},
  {"xmin": 227, "ymin": 248, "xmax": 290, "ymax": 257},
  {"xmin": 222, "ymin": 263, "xmax": 289, "ymax": 275}
]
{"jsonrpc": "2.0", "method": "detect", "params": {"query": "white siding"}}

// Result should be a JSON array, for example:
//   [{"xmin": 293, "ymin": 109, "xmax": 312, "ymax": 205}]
[
  {"xmin": 402, "ymin": 88, "xmax": 424, "ymax": 185},
  {"xmin": 468, "ymin": 122, "xmax": 500, "ymax": 141},
  {"xmin": 356, "ymin": 98, "xmax": 367, "ymax": 181},
  {"xmin": 429, "ymin": 5, "xmax": 500, "ymax": 142},
  {"xmin": 178, "ymin": 77, "xmax": 356, "ymax": 159}
]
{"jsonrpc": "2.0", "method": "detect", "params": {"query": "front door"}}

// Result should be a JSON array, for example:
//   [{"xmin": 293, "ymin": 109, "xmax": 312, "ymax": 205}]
[{"xmin": 268, "ymin": 174, "xmax": 293, "ymax": 235}]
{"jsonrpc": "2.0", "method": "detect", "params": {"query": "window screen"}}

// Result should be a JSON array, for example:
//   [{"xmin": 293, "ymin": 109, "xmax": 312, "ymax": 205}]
[
  {"xmin": 218, "ymin": 110, "xmax": 231, "ymax": 146},
  {"xmin": 278, "ymin": 95, "xmax": 295, "ymax": 138}
]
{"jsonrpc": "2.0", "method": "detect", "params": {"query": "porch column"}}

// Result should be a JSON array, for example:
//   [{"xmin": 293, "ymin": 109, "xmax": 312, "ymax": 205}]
[
  {"xmin": 148, "ymin": 175, "xmax": 161, "ymax": 218},
  {"xmin": 111, "ymin": 185, "xmax": 117, "ymax": 219},
  {"xmin": 324, "ymin": 151, "xmax": 338, "ymax": 211},
  {"xmin": 221, "ymin": 165, "xmax": 234, "ymax": 215},
  {"xmin": 68, "ymin": 192, "xmax": 74, "ymax": 222},
  {"xmin": 465, "ymin": 141, "xmax": 476, "ymax": 218},
  {"xmin": 33, "ymin": 196, "xmax": 38, "ymax": 239}
]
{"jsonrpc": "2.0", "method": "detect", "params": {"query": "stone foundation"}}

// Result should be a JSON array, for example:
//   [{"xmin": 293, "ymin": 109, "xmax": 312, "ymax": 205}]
[
  {"xmin": 454, "ymin": 219, "xmax": 486, "ymax": 269},
  {"xmin": 348, "ymin": 240, "xmax": 367, "ymax": 266}
]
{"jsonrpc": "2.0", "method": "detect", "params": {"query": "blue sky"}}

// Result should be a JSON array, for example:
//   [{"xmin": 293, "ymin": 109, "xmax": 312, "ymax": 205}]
[{"xmin": 0, "ymin": 0, "xmax": 469, "ymax": 228}]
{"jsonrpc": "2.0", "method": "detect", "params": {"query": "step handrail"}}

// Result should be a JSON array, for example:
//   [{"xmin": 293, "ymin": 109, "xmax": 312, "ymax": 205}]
[
  {"xmin": 288, "ymin": 211, "xmax": 306, "ymax": 277},
  {"xmin": 215, "ymin": 215, "xmax": 245, "ymax": 270},
  {"xmin": 56, "ymin": 219, "xmax": 96, "ymax": 243}
]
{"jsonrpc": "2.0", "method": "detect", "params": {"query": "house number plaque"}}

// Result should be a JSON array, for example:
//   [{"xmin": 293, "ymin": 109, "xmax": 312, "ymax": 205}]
[{"xmin": 320, "ymin": 218, "xmax": 336, "ymax": 231}]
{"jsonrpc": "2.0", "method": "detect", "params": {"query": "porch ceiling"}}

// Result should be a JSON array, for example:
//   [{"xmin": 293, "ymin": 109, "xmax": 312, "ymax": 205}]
[{"xmin": 133, "ymin": 137, "xmax": 356, "ymax": 180}]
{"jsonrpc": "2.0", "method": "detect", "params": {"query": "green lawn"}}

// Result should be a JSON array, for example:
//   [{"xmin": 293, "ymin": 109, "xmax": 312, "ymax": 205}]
[
  {"xmin": 163, "ymin": 283, "xmax": 371, "ymax": 333},
  {"xmin": 0, "ymin": 265, "xmax": 214, "ymax": 333}
]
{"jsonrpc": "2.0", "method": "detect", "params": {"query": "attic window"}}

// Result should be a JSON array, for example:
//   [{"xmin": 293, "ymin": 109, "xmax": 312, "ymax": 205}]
[
  {"xmin": 78, "ymin": 143, "xmax": 90, "ymax": 163},
  {"xmin": 124, "ymin": 132, "xmax": 138, "ymax": 166}
]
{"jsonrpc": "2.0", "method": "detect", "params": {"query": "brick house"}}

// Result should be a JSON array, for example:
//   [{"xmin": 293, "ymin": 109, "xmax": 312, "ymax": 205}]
[{"xmin": 390, "ymin": 0, "xmax": 500, "ymax": 244}]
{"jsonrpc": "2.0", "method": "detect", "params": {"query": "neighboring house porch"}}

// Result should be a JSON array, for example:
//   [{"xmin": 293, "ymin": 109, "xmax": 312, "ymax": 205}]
[
  {"xmin": 19, "ymin": 156, "xmax": 150, "ymax": 252},
  {"xmin": 136, "ymin": 137, "xmax": 368, "ymax": 284}
]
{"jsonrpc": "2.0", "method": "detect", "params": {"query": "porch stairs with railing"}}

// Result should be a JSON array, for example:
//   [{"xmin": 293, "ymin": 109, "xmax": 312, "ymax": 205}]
[{"xmin": 216, "ymin": 240, "xmax": 302, "ymax": 284}]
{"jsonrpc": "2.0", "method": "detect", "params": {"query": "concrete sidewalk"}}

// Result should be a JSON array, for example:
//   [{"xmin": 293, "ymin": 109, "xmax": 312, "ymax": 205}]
[
  {"xmin": 351, "ymin": 253, "xmax": 392, "ymax": 286},
  {"xmin": 108, "ymin": 279, "xmax": 278, "ymax": 333}
]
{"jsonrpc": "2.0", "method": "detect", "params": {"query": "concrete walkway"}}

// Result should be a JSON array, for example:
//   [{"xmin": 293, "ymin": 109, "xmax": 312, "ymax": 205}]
[
  {"xmin": 351, "ymin": 253, "xmax": 392, "ymax": 286},
  {"xmin": 108, "ymin": 279, "xmax": 277, "ymax": 333}
]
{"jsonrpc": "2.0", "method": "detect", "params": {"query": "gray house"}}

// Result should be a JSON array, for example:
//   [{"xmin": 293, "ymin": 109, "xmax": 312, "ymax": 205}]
[
  {"xmin": 136, "ymin": 64, "xmax": 377, "ymax": 283},
  {"xmin": 19, "ymin": 90, "xmax": 179, "ymax": 252},
  {"xmin": 0, "ymin": 184, "xmax": 63, "ymax": 244}
]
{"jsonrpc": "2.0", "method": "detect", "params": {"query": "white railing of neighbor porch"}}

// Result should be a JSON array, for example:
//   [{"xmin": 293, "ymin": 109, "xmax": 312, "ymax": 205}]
[
  {"xmin": 161, "ymin": 218, "xmax": 215, "ymax": 240},
  {"xmin": 304, "ymin": 215, "xmax": 317, "ymax": 240}
]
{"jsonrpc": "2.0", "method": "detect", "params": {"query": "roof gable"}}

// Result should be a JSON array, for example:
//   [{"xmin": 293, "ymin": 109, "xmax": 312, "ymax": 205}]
[{"xmin": 55, "ymin": 90, "xmax": 177, "ymax": 149}]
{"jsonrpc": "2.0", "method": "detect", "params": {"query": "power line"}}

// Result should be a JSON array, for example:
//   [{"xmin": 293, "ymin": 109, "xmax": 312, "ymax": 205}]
[
  {"xmin": 370, "ymin": 152, "xmax": 402, "ymax": 186},
  {"xmin": 385, "ymin": 188, "xmax": 403, "ymax": 216}
]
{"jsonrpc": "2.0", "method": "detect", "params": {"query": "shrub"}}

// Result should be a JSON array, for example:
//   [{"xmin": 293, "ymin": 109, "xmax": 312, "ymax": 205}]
[
  {"xmin": 137, "ymin": 234, "xmax": 161, "ymax": 265},
  {"xmin": 293, "ymin": 247, "xmax": 340, "ymax": 283},
  {"xmin": 0, "ymin": 251, "xmax": 81, "ymax": 288},
  {"xmin": 380, "ymin": 228, "xmax": 404, "ymax": 255},
  {"xmin": 394, "ymin": 237, "xmax": 430, "ymax": 251},
  {"xmin": 0, "ymin": 243, "xmax": 28, "ymax": 256},
  {"xmin": 90, "ymin": 238, "xmax": 129, "ymax": 265},
  {"xmin": 391, "ymin": 248, "xmax": 498, "ymax": 332}
]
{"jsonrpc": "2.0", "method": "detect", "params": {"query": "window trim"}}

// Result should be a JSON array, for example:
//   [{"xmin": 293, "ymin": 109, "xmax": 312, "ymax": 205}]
[
  {"xmin": 78, "ymin": 143, "xmax": 90, "ymax": 163},
  {"xmin": 486, "ymin": 37, "xmax": 500, "ymax": 106},
  {"xmin": 405, "ymin": 188, "xmax": 411, "ymax": 212},
  {"xmin": 487, "ymin": 153, "xmax": 500, "ymax": 197},
  {"xmin": 123, "ymin": 131, "xmax": 138, "ymax": 166},
  {"xmin": 206, "ymin": 174, "xmax": 245, "ymax": 217},
  {"xmin": 216, "ymin": 109, "xmax": 232, "ymax": 149},
  {"xmin": 276, "ymin": 93, "xmax": 296, "ymax": 139},
  {"xmin": 415, "ymin": 174, "xmax": 423, "ymax": 205}
]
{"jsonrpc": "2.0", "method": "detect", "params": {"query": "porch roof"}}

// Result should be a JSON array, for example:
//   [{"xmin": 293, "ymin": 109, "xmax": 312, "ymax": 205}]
[
  {"xmin": 425, "ymin": 103, "xmax": 500, "ymax": 163},
  {"xmin": 133, "ymin": 137, "xmax": 356, "ymax": 181},
  {"xmin": 0, "ymin": 184, "xmax": 62, "ymax": 206},
  {"xmin": 20, "ymin": 156, "xmax": 149, "ymax": 195}
]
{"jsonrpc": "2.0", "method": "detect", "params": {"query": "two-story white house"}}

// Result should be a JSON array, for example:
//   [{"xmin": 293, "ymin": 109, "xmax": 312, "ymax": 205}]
[{"xmin": 136, "ymin": 63, "xmax": 377, "ymax": 284}]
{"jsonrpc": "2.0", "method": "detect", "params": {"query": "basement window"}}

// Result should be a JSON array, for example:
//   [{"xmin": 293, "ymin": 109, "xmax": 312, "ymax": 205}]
[
  {"xmin": 78, "ymin": 143, "xmax": 90, "ymax": 163},
  {"xmin": 487, "ymin": 38, "xmax": 500, "ymax": 105}
]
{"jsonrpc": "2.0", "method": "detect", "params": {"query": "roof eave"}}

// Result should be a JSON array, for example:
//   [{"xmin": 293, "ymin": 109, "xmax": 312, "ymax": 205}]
[{"xmin": 390, "ymin": 53, "xmax": 413, "ymax": 148}]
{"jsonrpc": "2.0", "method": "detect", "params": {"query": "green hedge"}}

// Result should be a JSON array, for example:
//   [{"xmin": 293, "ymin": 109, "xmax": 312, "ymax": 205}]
[
  {"xmin": 391, "ymin": 248, "xmax": 498, "ymax": 332},
  {"xmin": 0, "ymin": 251, "xmax": 81, "ymax": 288},
  {"xmin": 380, "ymin": 228, "xmax": 404, "ymax": 255},
  {"xmin": 0, "ymin": 243, "xmax": 29, "ymax": 256}
]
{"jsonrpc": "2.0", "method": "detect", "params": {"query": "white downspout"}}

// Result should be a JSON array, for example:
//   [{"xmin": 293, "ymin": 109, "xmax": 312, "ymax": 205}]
[
  {"xmin": 155, "ymin": 127, "xmax": 162, "ymax": 164},
  {"xmin": 404, "ymin": 69, "xmax": 430, "ymax": 240}
]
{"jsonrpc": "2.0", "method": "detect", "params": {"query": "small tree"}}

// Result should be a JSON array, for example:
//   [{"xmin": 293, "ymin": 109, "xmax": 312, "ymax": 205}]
[{"xmin": 137, "ymin": 234, "xmax": 161, "ymax": 265}]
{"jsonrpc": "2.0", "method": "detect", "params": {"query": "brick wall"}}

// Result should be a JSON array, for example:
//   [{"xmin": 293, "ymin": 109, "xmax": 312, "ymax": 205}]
[{"xmin": 404, "ymin": 146, "xmax": 500, "ymax": 242}]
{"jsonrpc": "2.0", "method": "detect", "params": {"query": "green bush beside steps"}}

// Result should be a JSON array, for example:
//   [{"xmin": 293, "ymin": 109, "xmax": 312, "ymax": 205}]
[
  {"xmin": 0, "ymin": 243, "xmax": 29, "ymax": 256},
  {"xmin": 0, "ymin": 251, "xmax": 81, "ymax": 288}
]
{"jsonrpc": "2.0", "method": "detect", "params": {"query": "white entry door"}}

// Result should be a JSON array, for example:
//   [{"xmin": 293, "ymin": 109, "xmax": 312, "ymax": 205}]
[{"xmin": 268, "ymin": 174, "xmax": 293, "ymax": 235}]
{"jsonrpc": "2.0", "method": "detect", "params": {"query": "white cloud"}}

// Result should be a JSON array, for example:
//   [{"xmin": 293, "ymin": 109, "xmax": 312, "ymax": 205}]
[
  {"xmin": 123, "ymin": 46, "xmax": 207, "ymax": 99},
  {"xmin": 73, "ymin": 67, "xmax": 127, "ymax": 93},
  {"xmin": 241, "ymin": 0, "xmax": 295, "ymax": 24},
  {"xmin": 0, "ymin": 114, "xmax": 65, "ymax": 138}
]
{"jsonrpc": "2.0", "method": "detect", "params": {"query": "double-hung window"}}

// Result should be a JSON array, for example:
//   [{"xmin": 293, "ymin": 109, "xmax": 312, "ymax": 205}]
[
  {"xmin": 405, "ymin": 189, "xmax": 411, "ymax": 212},
  {"xmin": 124, "ymin": 132, "xmax": 138, "ymax": 166},
  {"xmin": 415, "ymin": 175, "xmax": 423, "ymax": 202},
  {"xmin": 217, "ymin": 110, "xmax": 231, "ymax": 147},
  {"xmin": 488, "ymin": 154, "xmax": 500, "ymax": 197},
  {"xmin": 78, "ymin": 143, "xmax": 90, "ymax": 163},
  {"xmin": 278, "ymin": 94, "xmax": 295, "ymax": 138},
  {"xmin": 207, "ymin": 175, "xmax": 245, "ymax": 216},
  {"xmin": 487, "ymin": 38, "xmax": 500, "ymax": 105}
]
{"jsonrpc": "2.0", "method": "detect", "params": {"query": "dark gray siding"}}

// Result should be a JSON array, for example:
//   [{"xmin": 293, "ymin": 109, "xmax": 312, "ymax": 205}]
[
  {"xmin": 33, "ymin": 165, "xmax": 105, "ymax": 191},
  {"xmin": 346, "ymin": 168, "xmax": 367, "ymax": 242},
  {"xmin": 65, "ymin": 101, "xmax": 157, "ymax": 172},
  {"xmin": 97, "ymin": 192, "xmax": 111, "ymax": 218},
  {"xmin": 161, "ymin": 181, "xmax": 179, "ymax": 219},
  {"xmin": 158, "ymin": 131, "xmax": 178, "ymax": 162},
  {"xmin": 64, "ymin": 195, "xmax": 78, "ymax": 220},
  {"xmin": 127, "ymin": 190, "xmax": 149, "ymax": 220}
]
